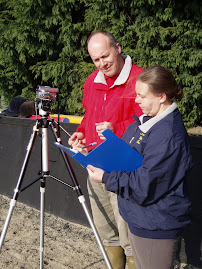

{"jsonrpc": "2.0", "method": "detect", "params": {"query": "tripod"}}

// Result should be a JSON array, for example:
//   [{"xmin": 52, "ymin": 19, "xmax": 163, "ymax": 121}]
[{"xmin": 0, "ymin": 109, "xmax": 112, "ymax": 269}]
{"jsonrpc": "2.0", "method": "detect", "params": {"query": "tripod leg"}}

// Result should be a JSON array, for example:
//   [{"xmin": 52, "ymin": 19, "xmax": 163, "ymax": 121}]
[
  {"xmin": 39, "ymin": 122, "xmax": 49, "ymax": 269},
  {"xmin": 0, "ymin": 199, "xmax": 16, "ymax": 249},
  {"xmin": 79, "ymin": 196, "xmax": 112, "ymax": 269},
  {"xmin": 40, "ymin": 185, "xmax": 45, "ymax": 269},
  {"xmin": 49, "ymin": 121, "xmax": 112, "ymax": 269},
  {"xmin": 0, "ymin": 122, "xmax": 39, "ymax": 250}
]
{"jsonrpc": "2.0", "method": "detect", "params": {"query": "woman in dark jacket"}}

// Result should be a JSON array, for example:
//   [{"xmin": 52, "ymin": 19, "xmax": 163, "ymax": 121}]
[{"xmin": 87, "ymin": 66, "xmax": 194, "ymax": 269}]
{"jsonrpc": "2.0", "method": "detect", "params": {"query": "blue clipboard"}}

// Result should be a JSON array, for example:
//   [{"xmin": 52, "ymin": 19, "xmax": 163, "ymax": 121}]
[{"xmin": 54, "ymin": 129, "xmax": 143, "ymax": 172}]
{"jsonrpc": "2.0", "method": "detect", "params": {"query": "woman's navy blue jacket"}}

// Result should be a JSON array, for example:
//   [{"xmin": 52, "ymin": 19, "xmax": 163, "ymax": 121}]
[{"xmin": 102, "ymin": 103, "xmax": 194, "ymax": 239}]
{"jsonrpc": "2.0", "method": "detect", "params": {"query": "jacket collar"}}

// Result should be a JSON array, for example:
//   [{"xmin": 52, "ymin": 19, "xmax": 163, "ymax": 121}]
[
  {"xmin": 93, "ymin": 55, "xmax": 132, "ymax": 88},
  {"xmin": 139, "ymin": 102, "xmax": 178, "ymax": 133}
]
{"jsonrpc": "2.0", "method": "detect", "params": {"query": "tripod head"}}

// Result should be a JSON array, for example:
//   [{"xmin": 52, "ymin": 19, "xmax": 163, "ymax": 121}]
[{"xmin": 35, "ymin": 85, "xmax": 59, "ymax": 117}]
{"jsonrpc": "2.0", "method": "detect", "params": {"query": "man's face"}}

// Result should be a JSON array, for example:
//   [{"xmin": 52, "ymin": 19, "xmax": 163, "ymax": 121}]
[{"xmin": 88, "ymin": 34, "xmax": 123, "ymax": 78}]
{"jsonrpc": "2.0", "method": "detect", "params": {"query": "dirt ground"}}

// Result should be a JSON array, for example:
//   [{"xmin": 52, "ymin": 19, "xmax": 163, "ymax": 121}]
[
  {"xmin": 0, "ymin": 194, "xmax": 105, "ymax": 269},
  {"xmin": 0, "ymin": 194, "xmax": 197, "ymax": 269}
]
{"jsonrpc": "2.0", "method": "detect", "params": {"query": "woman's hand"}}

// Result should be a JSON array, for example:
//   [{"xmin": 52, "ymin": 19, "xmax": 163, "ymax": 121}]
[{"xmin": 87, "ymin": 165, "xmax": 104, "ymax": 183}]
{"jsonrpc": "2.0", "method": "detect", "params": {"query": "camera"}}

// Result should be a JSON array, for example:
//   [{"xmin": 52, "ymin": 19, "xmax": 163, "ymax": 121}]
[
  {"xmin": 35, "ymin": 85, "xmax": 59, "ymax": 113},
  {"xmin": 36, "ymin": 85, "xmax": 59, "ymax": 101}
]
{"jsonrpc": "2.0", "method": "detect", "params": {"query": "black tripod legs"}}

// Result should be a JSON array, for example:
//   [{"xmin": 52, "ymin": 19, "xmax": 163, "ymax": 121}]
[{"xmin": 49, "ymin": 120, "xmax": 112, "ymax": 269}]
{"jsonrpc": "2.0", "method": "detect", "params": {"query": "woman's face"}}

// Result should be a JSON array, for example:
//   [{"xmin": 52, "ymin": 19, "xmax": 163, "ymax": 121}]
[{"xmin": 135, "ymin": 81, "xmax": 164, "ymax": 117}]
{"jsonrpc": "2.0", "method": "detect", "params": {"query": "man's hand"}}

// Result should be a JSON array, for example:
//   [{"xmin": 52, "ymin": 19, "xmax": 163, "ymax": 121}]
[
  {"xmin": 68, "ymin": 132, "xmax": 86, "ymax": 147},
  {"xmin": 95, "ymin": 122, "xmax": 113, "ymax": 140},
  {"xmin": 68, "ymin": 132, "xmax": 88, "ymax": 155},
  {"xmin": 87, "ymin": 165, "xmax": 104, "ymax": 183}
]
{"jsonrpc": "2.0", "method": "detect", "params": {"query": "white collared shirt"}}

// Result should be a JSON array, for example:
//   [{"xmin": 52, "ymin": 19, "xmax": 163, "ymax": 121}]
[{"xmin": 139, "ymin": 102, "xmax": 178, "ymax": 133}]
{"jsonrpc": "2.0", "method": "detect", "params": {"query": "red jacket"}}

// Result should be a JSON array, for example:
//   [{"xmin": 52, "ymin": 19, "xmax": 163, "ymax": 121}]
[{"xmin": 77, "ymin": 56, "xmax": 143, "ymax": 148}]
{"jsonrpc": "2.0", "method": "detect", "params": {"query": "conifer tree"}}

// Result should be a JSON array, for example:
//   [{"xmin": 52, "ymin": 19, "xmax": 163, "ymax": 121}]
[{"xmin": 0, "ymin": 0, "xmax": 201, "ymax": 127}]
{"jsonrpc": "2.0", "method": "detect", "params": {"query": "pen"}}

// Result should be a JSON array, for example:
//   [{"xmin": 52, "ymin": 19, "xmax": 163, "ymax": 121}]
[{"xmin": 82, "ymin": 142, "xmax": 97, "ymax": 149}]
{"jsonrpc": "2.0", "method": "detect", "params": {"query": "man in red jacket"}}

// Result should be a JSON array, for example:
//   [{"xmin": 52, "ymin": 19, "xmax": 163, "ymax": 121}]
[{"xmin": 69, "ymin": 31, "xmax": 143, "ymax": 269}]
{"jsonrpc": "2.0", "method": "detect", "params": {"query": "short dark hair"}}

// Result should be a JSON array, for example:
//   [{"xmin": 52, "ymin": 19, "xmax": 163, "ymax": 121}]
[
  {"xmin": 87, "ymin": 30, "xmax": 118, "ymax": 50},
  {"xmin": 138, "ymin": 66, "xmax": 183, "ymax": 101}
]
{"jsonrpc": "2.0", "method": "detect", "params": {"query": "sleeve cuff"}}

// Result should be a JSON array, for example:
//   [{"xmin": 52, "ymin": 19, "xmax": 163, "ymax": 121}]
[{"xmin": 102, "ymin": 171, "xmax": 110, "ymax": 184}]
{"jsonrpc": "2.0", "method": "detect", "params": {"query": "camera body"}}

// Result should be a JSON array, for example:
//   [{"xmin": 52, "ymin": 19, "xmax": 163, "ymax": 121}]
[
  {"xmin": 36, "ymin": 85, "xmax": 59, "ymax": 114},
  {"xmin": 36, "ymin": 86, "xmax": 59, "ymax": 101}
]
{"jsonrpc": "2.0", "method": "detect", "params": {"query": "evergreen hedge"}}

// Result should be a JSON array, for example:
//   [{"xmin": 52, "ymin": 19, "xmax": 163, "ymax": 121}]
[{"xmin": 0, "ymin": 0, "xmax": 201, "ymax": 127}]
